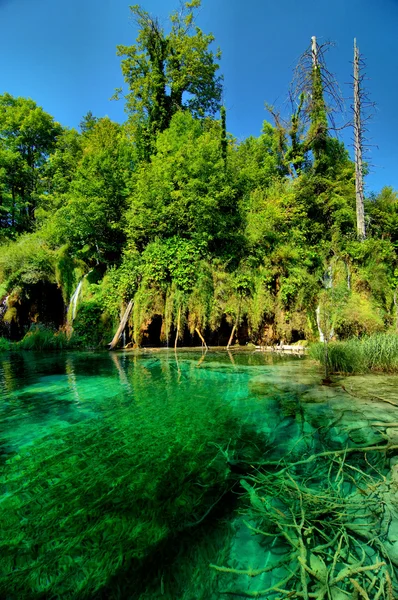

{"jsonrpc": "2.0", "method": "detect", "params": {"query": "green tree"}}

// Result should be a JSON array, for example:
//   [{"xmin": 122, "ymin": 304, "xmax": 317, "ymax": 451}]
[
  {"xmin": 0, "ymin": 93, "xmax": 62, "ymax": 234},
  {"xmin": 50, "ymin": 118, "xmax": 134, "ymax": 264},
  {"xmin": 366, "ymin": 187, "xmax": 398, "ymax": 244},
  {"xmin": 125, "ymin": 111, "xmax": 237, "ymax": 256},
  {"xmin": 116, "ymin": 0, "xmax": 222, "ymax": 158}
]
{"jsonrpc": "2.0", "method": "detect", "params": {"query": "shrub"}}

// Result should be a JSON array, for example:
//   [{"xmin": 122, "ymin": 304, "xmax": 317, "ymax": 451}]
[
  {"xmin": 17, "ymin": 325, "xmax": 70, "ymax": 351},
  {"xmin": 0, "ymin": 337, "xmax": 12, "ymax": 351},
  {"xmin": 72, "ymin": 298, "xmax": 113, "ymax": 348}
]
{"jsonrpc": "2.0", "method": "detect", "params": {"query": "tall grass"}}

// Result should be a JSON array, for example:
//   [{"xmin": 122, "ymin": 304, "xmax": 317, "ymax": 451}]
[
  {"xmin": 310, "ymin": 334, "xmax": 398, "ymax": 374},
  {"xmin": 0, "ymin": 337, "xmax": 12, "ymax": 351},
  {"xmin": 17, "ymin": 326, "xmax": 70, "ymax": 351}
]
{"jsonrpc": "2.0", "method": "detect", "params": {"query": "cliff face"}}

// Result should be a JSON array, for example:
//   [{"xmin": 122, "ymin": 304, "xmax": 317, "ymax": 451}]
[{"xmin": 1, "ymin": 283, "xmax": 65, "ymax": 341}]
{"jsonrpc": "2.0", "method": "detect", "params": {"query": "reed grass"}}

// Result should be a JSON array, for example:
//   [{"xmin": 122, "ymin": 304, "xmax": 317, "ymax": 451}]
[{"xmin": 310, "ymin": 333, "xmax": 398, "ymax": 374}]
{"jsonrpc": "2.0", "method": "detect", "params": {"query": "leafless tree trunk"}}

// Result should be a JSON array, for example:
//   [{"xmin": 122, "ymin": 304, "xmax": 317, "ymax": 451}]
[
  {"xmin": 108, "ymin": 300, "xmax": 133, "ymax": 350},
  {"xmin": 227, "ymin": 299, "xmax": 241, "ymax": 350},
  {"xmin": 311, "ymin": 35, "xmax": 318, "ymax": 67},
  {"xmin": 174, "ymin": 305, "xmax": 181, "ymax": 350},
  {"xmin": 195, "ymin": 327, "xmax": 208, "ymax": 349},
  {"xmin": 354, "ymin": 39, "xmax": 366, "ymax": 239}
]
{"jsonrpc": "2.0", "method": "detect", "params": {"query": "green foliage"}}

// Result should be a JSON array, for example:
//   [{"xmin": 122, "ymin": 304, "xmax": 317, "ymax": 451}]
[
  {"xmin": 17, "ymin": 325, "xmax": 70, "ymax": 351},
  {"xmin": 0, "ymin": 93, "xmax": 62, "ymax": 235},
  {"xmin": 310, "ymin": 334, "xmax": 398, "ymax": 374},
  {"xmin": 50, "ymin": 118, "xmax": 134, "ymax": 263},
  {"xmin": 125, "ymin": 112, "xmax": 238, "ymax": 255},
  {"xmin": 116, "ymin": 1, "xmax": 222, "ymax": 157},
  {"xmin": 54, "ymin": 245, "xmax": 86, "ymax": 304},
  {"xmin": 366, "ymin": 187, "xmax": 398, "ymax": 244},
  {"xmin": 335, "ymin": 291, "xmax": 385, "ymax": 338},
  {"xmin": 0, "ymin": 337, "xmax": 12, "ymax": 351},
  {"xmin": 232, "ymin": 124, "xmax": 284, "ymax": 198},
  {"xmin": 72, "ymin": 297, "xmax": 113, "ymax": 348},
  {"xmin": 0, "ymin": 234, "xmax": 55, "ymax": 291}
]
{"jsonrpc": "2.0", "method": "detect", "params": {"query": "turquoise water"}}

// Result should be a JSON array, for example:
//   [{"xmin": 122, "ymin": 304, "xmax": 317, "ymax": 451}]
[
  {"xmin": 2, "ymin": 350, "xmax": 388, "ymax": 599},
  {"xmin": 0, "ymin": 350, "xmax": 319, "ymax": 459}
]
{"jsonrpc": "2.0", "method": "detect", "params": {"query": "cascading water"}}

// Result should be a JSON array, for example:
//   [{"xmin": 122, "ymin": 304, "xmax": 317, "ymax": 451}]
[
  {"xmin": 67, "ymin": 271, "xmax": 93, "ymax": 330},
  {"xmin": 70, "ymin": 280, "xmax": 83, "ymax": 323},
  {"xmin": 315, "ymin": 305, "xmax": 325, "ymax": 342},
  {"xmin": 316, "ymin": 265, "xmax": 334, "ymax": 342},
  {"xmin": 0, "ymin": 296, "xmax": 8, "ymax": 320},
  {"xmin": 0, "ymin": 296, "xmax": 10, "ymax": 338}
]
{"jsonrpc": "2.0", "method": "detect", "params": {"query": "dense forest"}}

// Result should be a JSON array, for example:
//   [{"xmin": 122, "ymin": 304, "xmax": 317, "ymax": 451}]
[{"xmin": 1, "ymin": 0, "xmax": 397, "ymax": 349}]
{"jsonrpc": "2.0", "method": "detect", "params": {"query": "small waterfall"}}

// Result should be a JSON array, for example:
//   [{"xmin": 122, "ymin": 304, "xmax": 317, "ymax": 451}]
[
  {"xmin": 315, "ymin": 305, "xmax": 325, "ymax": 343},
  {"xmin": 0, "ymin": 296, "xmax": 10, "ymax": 338},
  {"xmin": 316, "ymin": 304, "xmax": 334, "ymax": 343},
  {"xmin": 70, "ymin": 280, "xmax": 83, "ymax": 323},
  {"xmin": 0, "ymin": 296, "xmax": 8, "ymax": 320},
  {"xmin": 316, "ymin": 264, "xmax": 336, "ymax": 343},
  {"xmin": 67, "ymin": 271, "xmax": 93, "ymax": 328}
]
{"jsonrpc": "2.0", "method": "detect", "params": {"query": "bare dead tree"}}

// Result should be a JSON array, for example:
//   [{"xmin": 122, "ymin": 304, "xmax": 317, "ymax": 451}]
[
  {"xmin": 354, "ymin": 39, "xmax": 365, "ymax": 239},
  {"xmin": 289, "ymin": 36, "xmax": 346, "ymax": 132},
  {"xmin": 352, "ymin": 39, "xmax": 376, "ymax": 240}
]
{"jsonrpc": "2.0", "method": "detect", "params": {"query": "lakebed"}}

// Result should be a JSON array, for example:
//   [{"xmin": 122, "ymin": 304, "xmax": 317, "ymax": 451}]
[{"xmin": 1, "ymin": 349, "xmax": 397, "ymax": 598}]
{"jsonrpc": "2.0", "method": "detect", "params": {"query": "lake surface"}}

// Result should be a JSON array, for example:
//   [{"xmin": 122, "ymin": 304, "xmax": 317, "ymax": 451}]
[
  {"xmin": 1, "ymin": 350, "xmax": 395, "ymax": 599},
  {"xmin": 0, "ymin": 350, "xmax": 322, "ymax": 458}
]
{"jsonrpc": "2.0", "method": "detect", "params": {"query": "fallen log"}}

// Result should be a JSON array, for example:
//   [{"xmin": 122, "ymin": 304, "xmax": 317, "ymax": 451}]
[{"xmin": 108, "ymin": 300, "xmax": 133, "ymax": 350}]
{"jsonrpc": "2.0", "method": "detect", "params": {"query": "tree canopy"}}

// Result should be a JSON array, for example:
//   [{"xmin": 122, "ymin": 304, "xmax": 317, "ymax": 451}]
[
  {"xmin": 115, "ymin": 0, "xmax": 222, "ymax": 158},
  {"xmin": 0, "ymin": 3, "xmax": 397, "ymax": 348}
]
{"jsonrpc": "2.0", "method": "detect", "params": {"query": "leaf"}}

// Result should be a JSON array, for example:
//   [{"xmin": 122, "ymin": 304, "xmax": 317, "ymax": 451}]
[{"xmin": 309, "ymin": 552, "xmax": 328, "ymax": 583}]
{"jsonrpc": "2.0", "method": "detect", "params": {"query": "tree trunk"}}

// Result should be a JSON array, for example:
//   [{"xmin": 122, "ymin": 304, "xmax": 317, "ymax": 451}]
[
  {"xmin": 174, "ymin": 305, "xmax": 181, "ymax": 350},
  {"xmin": 226, "ymin": 299, "xmax": 241, "ymax": 350},
  {"xmin": 354, "ymin": 39, "xmax": 366, "ymax": 240},
  {"xmin": 195, "ymin": 327, "xmax": 208, "ymax": 349},
  {"xmin": 108, "ymin": 300, "xmax": 133, "ymax": 350},
  {"xmin": 311, "ymin": 35, "xmax": 318, "ymax": 67}
]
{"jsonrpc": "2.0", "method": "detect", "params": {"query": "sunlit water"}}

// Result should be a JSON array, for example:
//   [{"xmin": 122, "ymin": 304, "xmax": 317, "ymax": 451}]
[
  {"xmin": 1, "ymin": 349, "xmax": 387, "ymax": 599},
  {"xmin": 0, "ymin": 350, "xmax": 321, "ymax": 457}
]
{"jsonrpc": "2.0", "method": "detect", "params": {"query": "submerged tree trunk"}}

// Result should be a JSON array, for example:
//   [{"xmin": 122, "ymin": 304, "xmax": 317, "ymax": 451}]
[
  {"xmin": 108, "ymin": 300, "xmax": 133, "ymax": 350},
  {"xmin": 354, "ymin": 38, "xmax": 366, "ymax": 240}
]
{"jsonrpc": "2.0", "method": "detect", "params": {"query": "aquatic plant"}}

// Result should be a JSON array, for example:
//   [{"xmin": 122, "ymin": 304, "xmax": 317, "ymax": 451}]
[
  {"xmin": 0, "ymin": 337, "xmax": 12, "ymax": 351},
  {"xmin": 0, "ymin": 379, "xmax": 268, "ymax": 599}
]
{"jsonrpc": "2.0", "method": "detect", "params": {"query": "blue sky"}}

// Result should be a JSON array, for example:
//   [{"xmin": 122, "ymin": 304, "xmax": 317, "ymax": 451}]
[{"xmin": 1, "ymin": 0, "xmax": 397, "ymax": 193}]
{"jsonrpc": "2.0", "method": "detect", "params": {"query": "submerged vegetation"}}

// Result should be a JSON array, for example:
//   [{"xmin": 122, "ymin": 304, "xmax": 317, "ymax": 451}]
[
  {"xmin": 0, "ymin": 356, "xmax": 268, "ymax": 599},
  {"xmin": 1, "ymin": 351, "xmax": 398, "ymax": 598},
  {"xmin": 0, "ymin": 1, "xmax": 396, "ymax": 349}
]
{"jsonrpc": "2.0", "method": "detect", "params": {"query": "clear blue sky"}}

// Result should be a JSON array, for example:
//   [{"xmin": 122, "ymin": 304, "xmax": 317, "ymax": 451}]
[{"xmin": 1, "ymin": 0, "xmax": 397, "ymax": 193}]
